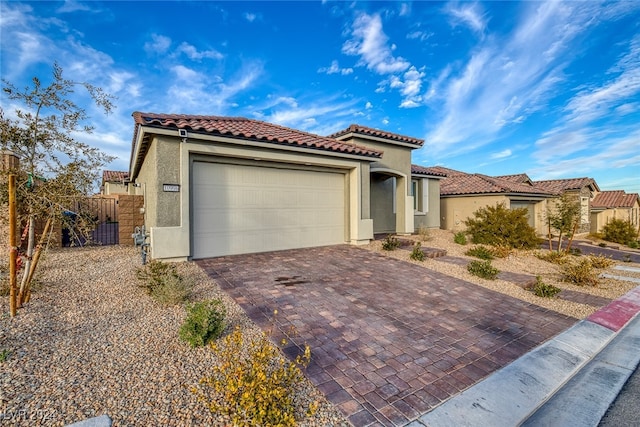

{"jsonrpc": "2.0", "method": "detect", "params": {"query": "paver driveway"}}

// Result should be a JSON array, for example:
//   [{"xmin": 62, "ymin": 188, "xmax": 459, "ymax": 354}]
[{"xmin": 196, "ymin": 245, "xmax": 577, "ymax": 426}]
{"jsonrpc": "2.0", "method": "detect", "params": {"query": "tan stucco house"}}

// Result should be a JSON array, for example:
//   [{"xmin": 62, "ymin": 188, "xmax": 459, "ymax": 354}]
[
  {"xmin": 434, "ymin": 168, "xmax": 554, "ymax": 234},
  {"xmin": 101, "ymin": 170, "xmax": 130, "ymax": 195},
  {"xmin": 128, "ymin": 113, "xmax": 437, "ymax": 260},
  {"xmin": 590, "ymin": 190, "xmax": 640, "ymax": 233},
  {"xmin": 533, "ymin": 177, "xmax": 600, "ymax": 234}
]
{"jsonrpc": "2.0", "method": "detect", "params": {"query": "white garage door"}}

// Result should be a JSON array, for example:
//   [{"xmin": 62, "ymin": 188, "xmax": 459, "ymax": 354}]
[{"xmin": 192, "ymin": 161, "xmax": 346, "ymax": 258}]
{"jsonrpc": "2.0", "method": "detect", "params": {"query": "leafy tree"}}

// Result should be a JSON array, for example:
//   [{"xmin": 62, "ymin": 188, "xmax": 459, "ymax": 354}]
[
  {"xmin": 602, "ymin": 218, "xmax": 639, "ymax": 246},
  {"xmin": 1, "ymin": 62, "xmax": 115, "ymax": 303},
  {"xmin": 546, "ymin": 193, "xmax": 581, "ymax": 253},
  {"xmin": 464, "ymin": 202, "xmax": 540, "ymax": 249}
]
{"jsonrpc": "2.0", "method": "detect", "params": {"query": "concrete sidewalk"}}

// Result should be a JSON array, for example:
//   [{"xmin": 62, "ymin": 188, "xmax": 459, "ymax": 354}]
[{"xmin": 411, "ymin": 285, "xmax": 640, "ymax": 427}]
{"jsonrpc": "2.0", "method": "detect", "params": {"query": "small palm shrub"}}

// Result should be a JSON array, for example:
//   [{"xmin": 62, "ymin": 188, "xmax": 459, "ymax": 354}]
[
  {"xmin": 467, "ymin": 260, "xmax": 499, "ymax": 280},
  {"xmin": 532, "ymin": 276, "xmax": 561, "ymax": 298},
  {"xmin": 588, "ymin": 254, "xmax": 615, "ymax": 269},
  {"xmin": 381, "ymin": 234, "xmax": 401, "ymax": 251},
  {"xmin": 562, "ymin": 258, "xmax": 598, "ymax": 286},
  {"xmin": 180, "ymin": 299, "xmax": 226, "ymax": 348},
  {"xmin": 465, "ymin": 245, "xmax": 494, "ymax": 260},
  {"xmin": 136, "ymin": 260, "xmax": 191, "ymax": 305},
  {"xmin": 490, "ymin": 245, "xmax": 512, "ymax": 258},
  {"xmin": 194, "ymin": 327, "xmax": 316, "ymax": 426},
  {"xmin": 464, "ymin": 202, "xmax": 541, "ymax": 249},
  {"xmin": 454, "ymin": 231, "xmax": 467, "ymax": 245},
  {"xmin": 410, "ymin": 242, "xmax": 425, "ymax": 261},
  {"xmin": 602, "ymin": 219, "xmax": 638, "ymax": 245}
]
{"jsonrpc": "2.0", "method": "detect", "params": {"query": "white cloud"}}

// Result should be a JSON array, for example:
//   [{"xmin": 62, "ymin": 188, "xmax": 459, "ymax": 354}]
[
  {"xmin": 177, "ymin": 42, "xmax": 224, "ymax": 61},
  {"xmin": 342, "ymin": 13, "xmax": 410, "ymax": 75},
  {"xmin": 365, "ymin": 101, "xmax": 373, "ymax": 109},
  {"xmin": 244, "ymin": 12, "xmax": 258, "ymax": 22},
  {"xmin": 445, "ymin": 2, "xmax": 487, "ymax": 34},
  {"xmin": 399, "ymin": 3, "xmax": 411, "ymax": 17},
  {"xmin": 144, "ymin": 33, "xmax": 171, "ymax": 55},
  {"xmin": 57, "ymin": 1, "xmax": 91, "ymax": 13},
  {"xmin": 318, "ymin": 60, "xmax": 353, "ymax": 75},
  {"xmin": 490, "ymin": 149, "xmax": 512, "ymax": 160},
  {"xmin": 382, "ymin": 118, "xmax": 389, "ymax": 125},
  {"xmin": 406, "ymin": 31, "xmax": 434, "ymax": 42}
]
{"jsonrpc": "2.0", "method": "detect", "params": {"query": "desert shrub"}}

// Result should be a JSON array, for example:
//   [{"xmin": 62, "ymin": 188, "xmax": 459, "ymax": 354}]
[
  {"xmin": 0, "ymin": 349, "xmax": 10, "ymax": 363},
  {"xmin": 628, "ymin": 240, "xmax": 639, "ymax": 249},
  {"xmin": 194, "ymin": 327, "xmax": 315, "ymax": 426},
  {"xmin": 136, "ymin": 260, "xmax": 191, "ymax": 305},
  {"xmin": 454, "ymin": 231, "xmax": 467, "ymax": 245},
  {"xmin": 535, "ymin": 250, "xmax": 569, "ymax": 265},
  {"xmin": 410, "ymin": 242, "xmax": 425, "ymax": 261},
  {"xmin": 180, "ymin": 300, "xmax": 226, "ymax": 348},
  {"xmin": 568, "ymin": 247, "xmax": 582, "ymax": 256},
  {"xmin": 602, "ymin": 219, "xmax": 639, "ymax": 245},
  {"xmin": 588, "ymin": 254, "xmax": 615, "ymax": 269},
  {"xmin": 562, "ymin": 259, "xmax": 598, "ymax": 286},
  {"xmin": 467, "ymin": 260, "xmax": 499, "ymax": 280},
  {"xmin": 490, "ymin": 245, "xmax": 512, "ymax": 258},
  {"xmin": 465, "ymin": 245, "xmax": 494, "ymax": 260},
  {"xmin": 464, "ymin": 203, "xmax": 541, "ymax": 249},
  {"xmin": 598, "ymin": 242, "xmax": 607, "ymax": 247},
  {"xmin": 417, "ymin": 225, "xmax": 431, "ymax": 242},
  {"xmin": 532, "ymin": 276, "xmax": 561, "ymax": 298},
  {"xmin": 381, "ymin": 234, "xmax": 400, "ymax": 251},
  {"xmin": 0, "ymin": 279, "xmax": 8, "ymax": 297}
]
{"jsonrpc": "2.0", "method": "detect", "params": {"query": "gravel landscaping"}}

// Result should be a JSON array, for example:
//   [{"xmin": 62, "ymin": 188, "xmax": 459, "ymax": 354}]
[
  {"xmin": 1, "ymin": 246, "xmax": 346, "ymax": 426},
  {"xmin": 1, "ymin": 230, "xmax": 639, "ymax": 426}
]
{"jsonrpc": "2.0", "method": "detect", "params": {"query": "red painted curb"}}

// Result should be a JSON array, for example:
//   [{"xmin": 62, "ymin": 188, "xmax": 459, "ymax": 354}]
[{"xmin": 587, "ymin": 286, "xmax": 640, "ymax": 331}]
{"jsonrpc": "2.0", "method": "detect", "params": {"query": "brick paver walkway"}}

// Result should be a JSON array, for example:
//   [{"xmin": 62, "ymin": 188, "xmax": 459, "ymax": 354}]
[{"xmin": 197, "ymin": 246, "xmax": 577, "ymax": 426}]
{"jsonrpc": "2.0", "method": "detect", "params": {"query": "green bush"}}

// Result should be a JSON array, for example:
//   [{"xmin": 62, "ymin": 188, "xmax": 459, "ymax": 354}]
[
  {"xmin": 465, "ymin": 245, "xmax": 494, "ymax": 260},
  {"xmin": 467, "ymin": 260, "xmax": 499, "ymax": 280},
  {"xmin": 464, "ymin": 203, "xmax": 541, "ymax": 249},
  {"xmin": 180, "ymin": 300, "xmax": 226, "ymax": 348},
  {"xmin": 628, "ymin": 240, "xmax": 639, "ymax": 249},
  {"xmin": 602, "ymin": 219, "xmax": 639, "ymax": 245},
  {"xmin": 136, "ymin": 260, "xmax": 191, "ymax": 305},
  {"xmin": 381, "ymin": 234, "xmax": 400, "ymax": 251},
  {"xmin": 562, "ymin": 259, "xmax": 598, "ymax": 286},
  {"xmin": 0, "ymin": 349, "xmax": 10, "ymax": 363},
  {"xmin": 410, "ymin": 242, "xmax": 425, "ymax": 261},
  {"xmin": 194, "ymin": 327, "xmax": 316, "ymax": 426},
  {"xmin": 532, "ymin": 276, "xmax": 561, "ymax": 298},
  {"xmin": 454, "ymin": 231, "xmax": 467, "ymax": 245}
]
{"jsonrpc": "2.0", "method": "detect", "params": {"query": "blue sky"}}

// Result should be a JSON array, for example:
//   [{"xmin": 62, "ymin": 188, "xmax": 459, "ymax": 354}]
[{"xmin": 1, "ymin": 0, "xmax": 639, "ymax": 193}]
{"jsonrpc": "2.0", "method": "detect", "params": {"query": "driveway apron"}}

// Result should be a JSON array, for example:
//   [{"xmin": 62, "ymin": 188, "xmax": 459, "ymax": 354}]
[{"xmin": 196, "ymin": 245, "xmax": 577, "ymax": 426}]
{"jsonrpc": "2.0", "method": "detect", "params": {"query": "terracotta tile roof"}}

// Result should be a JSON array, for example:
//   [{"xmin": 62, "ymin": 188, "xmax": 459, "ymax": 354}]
[
  {"xmin": 411, "ymin": 164, "xmax": 448, "ymax": 177},
  {"xmin": 495, "ymin": 173, "xmax": 533, "ymax": 184},
  {"xmin": 440, "ymin": 174, "xmax": 553, "ymax": 196},
  {"xmin": 592, "ymin": 191, "xmax": 640, "ymax": 209},
  {"xmin": 533, "ymin": 177, "xmax": 600, "ymax": 194},
  {"xmin": 102, "ymin": 170, "xmax": 129, "ymax": 183},
  {"xmin": 329, "ymin": 124, "xmax": 424, "ymax": 147},
  {"xmin": 132, "ymin": 112, "xmax": 383, "ymax": 159},
  {"xmin": 422, "ymin": 166, "xmax": 468, "ymax": 177}
]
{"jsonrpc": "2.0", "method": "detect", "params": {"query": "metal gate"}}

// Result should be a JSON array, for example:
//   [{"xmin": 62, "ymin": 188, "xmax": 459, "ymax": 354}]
[{"xmin": 62, "ymin": 197, "xmax": 119, "ymax": 246}]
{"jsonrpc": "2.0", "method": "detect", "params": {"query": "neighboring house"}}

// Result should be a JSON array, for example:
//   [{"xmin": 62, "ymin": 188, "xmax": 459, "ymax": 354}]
[
  {"xmin": 590, "ymin": 190, "xmax": 640, "ymax": 233},
  {"xmin": 101, "ymin": 170, "xmax": 130, "ymax": 195},
  {"xmin": 128, "ymin": 113, "xmax": 427, "ymax": 260},
  {"xmin": 437, "ymin": 169, "xmax": 554, "ymax": 234},
  {"xmin": 532, "ymin": 177, "xmax": 600, "ymax": 234},
  {"xmin": 411, "ymin": 165, "xmax": 446, "ymax": 230}
]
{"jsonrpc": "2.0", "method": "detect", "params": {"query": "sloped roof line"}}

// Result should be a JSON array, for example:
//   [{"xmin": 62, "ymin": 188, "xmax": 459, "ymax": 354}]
[
  {"xmin": 131, "ymin": 112, "xmax": 383, "ymax": 159},
  {"xmin": 329, "ymin": 124, "xmax": 424, "ymax": 146}
]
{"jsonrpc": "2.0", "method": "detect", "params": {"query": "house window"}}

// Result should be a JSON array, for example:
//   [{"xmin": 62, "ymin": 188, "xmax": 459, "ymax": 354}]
[
  {"xmin": 581, "ymin": 197, "xmax": 589, "ymax": 225},
  {"xmin": 411, "ymin": 179, "xmax": 429, "ymax": 213}
]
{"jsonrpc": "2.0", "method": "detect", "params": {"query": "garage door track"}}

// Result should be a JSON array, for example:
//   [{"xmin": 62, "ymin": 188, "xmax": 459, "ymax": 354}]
[{"xmin": 196, "ymin": 245, "xmax": 576, "ymax": 426}]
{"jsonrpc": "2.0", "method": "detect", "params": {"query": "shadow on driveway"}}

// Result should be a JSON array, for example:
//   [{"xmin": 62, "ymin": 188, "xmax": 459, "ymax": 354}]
[{"xmin": 197, "ymin": 245, "xmax": 577, "ymax": 426}]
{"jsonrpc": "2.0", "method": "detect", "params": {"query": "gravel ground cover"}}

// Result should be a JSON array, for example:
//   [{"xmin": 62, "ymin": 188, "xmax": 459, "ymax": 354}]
[
  {"xmin": 0, "ymin": 245, "xmax": 346, "ymax": 426},
  {"xmin": 365, "ymin": 229, "xmax": 640, "ymax": 319},
  {"xmin": 1, "ymin": 230, "xmax": 638, "ymax": 426}
]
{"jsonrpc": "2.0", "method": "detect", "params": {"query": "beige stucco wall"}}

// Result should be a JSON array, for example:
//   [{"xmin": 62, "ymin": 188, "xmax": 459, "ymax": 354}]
[
  {"xmin": 132, "ymin": 129, "xmax": 376, "ymax": 261},
  {"xmin": 440, "ymin": 195, "xmax": 507, "ymax": 231},
  {"xmin": 591, "ymin": 206, "xmax": 640, "ymax": 234},
  {"xmin": 371, "ymin": 175, "xmax": 395, "ymax": 234},
  {"xmin": 414, "ymin": 178, "xmax": 441, "ymax": 230}
]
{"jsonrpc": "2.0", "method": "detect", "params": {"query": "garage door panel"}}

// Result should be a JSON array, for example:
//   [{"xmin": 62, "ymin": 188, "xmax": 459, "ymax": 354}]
[{"xmin": 193, "ymin": 162, "xmax": 346, "ymax": 258}]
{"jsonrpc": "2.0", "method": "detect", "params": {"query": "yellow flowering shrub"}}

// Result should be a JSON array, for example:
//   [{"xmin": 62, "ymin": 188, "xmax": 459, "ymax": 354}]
[{"xmin": 194, "ymin": 327, "xmax": 315, "ymax": 426}]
